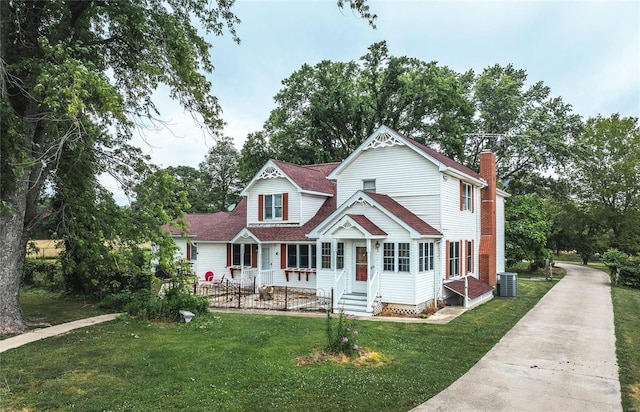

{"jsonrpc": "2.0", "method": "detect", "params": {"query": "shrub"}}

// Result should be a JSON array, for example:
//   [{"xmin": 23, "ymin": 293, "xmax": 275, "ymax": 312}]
[
  {"xmin": 100, "ymin": 282, "xmax": 209, "ymax": 322},
  {"xmin": 326, "ymin": 308, "xmax": 360, "ymax": 357},
  {"xmin": 603, "ymin": 249, "xmax": 640, "ymax": 289},
  {"xmin": 22, "ymin": 259, "xmax": 64, "ymax": 290}
]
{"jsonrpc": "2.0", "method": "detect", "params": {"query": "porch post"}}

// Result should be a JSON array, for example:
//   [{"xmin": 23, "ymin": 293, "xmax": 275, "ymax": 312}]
[{"xmin": 240, "ymin": 244, "xmax": 245, "ymax": 276}]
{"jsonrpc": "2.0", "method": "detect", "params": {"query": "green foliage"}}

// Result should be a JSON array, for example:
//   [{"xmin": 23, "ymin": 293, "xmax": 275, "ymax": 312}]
[
  {"xmin": 469, "ymin": 64, "xmax": 582, "ymax": 182},
  {"xmin": 238, "ymin": 131, "xmax": 272, "ymax": 184},
  {"xmin": 164, "ymin": 165, "xmax": 214, "ymax": 212},
  {"xmin": 198, "ymin": 136, "xmax": 241, "ymax": 211},
  {"xmin": 505, "ymin": 194, "xmax": 552, "ymax": 268},
  {"xmin": 22, "ymin": 259, "xmax": 64, "ymax": 291},
  {"xmin": 570, "ymin": 115, "xmax": 640, "ymax": 255},
  {"xmin": 102, "ymin": 282, "xmax": 208, "ymax": 322},
  {"xmin": 325, "ymin": 308, "xmax": 360, "ymax": 357},
  {"xmin": 602, "ymin": 249, "xmax": 640, "ymax": 289},
  {"xmin": 264, "ymin": 41, "xmax": 475, "ymax": 165}
]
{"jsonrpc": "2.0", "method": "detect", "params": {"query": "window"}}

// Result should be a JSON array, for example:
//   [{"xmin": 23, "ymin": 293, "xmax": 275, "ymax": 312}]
[
  {"xmin": 232, "ymin": 244, "xmax": 252, "ymax": 266},
  {"xmin": 286, "ymin": 244, "xmax": 317, "ymax": 269},
  {"xmin": 363, "ymin": 180, "xmax": 376, "ymax": 193},
  {"xmin": 336, "ymin": 242, "xmax": 344, "ymax": 269},
  {"xmin": 383, "ymin": 242, "xmax": 411, "ymax": 272},
  {"xmin": 189, "ymin": 243, "xmax": 198, "ymax": 261},
  {"xmin": 467, "ymin": 240, "xmax": 473, "ymax": 273},
  {"xmin": 419, "ymin": 242, "xmax": 434, "ymax": 271},
  {"xmin": 321, "ymin": 242, "xmax": 332, "ymax": 269},
  {"xmin": 383, "ymin": 243, "xmax": 395, "ymax": 271},
  {"xmin": 264, "ymin": 194, "xmax": 283, "ymax": 219},
  {"xmin": 449, "ymin": 241, "xmax": 461, "ymax": 277},
  {"xmin": 398, "ymin": 243, "xmax": 410, "ymax": 272},
  {"xmin": 461, "ymin": 182, "xmax": 473, "ymax": 211}
]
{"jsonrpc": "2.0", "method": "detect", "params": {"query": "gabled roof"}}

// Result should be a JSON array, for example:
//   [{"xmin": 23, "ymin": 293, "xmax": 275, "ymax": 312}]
[
  {"xmin": 247, "ymin": 196, "xmax": 337, "ymax": 242},
  {"xmin": 345, "ymin": 214, "xmax": 387, "ymax": 236},
  {"xmin": 365, "ymin": 193, "xmax": 442, "ymax": 236},
  {"xmin": 164, "ymin": 197, "xmax": 247, "ymax": 242},
  {"xmin": 309, "ymin": 190, "xmax": 442, "ymax": 239},
  {"xmin": 241, "ymin": 159, "xmax": 337, "ymax": 196},
  {"xmin": 328, "ymin": 125, "xmax": 484, "ymax": 184}
]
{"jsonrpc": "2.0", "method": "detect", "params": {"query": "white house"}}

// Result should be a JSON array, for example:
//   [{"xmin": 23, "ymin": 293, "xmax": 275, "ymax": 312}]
[{"xmin": 166, "ymin": 125, "xmax": 508, "ymax": 315}]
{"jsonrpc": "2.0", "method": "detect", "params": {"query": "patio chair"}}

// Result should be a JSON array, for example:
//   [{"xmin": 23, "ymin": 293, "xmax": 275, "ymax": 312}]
[
  {"xmin": 197, "ymin": 271, "xmax": 215, "ymax": 294},
  {"xmin": 212, "ymin": 273, "xmax": 225, "ymax": 286}
]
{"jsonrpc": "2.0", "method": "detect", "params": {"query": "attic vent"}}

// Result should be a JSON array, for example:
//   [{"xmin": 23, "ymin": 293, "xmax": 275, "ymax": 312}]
[
  {"xmin": 353, "ymin": 197, "xmax": 373, "ymax": 207},
  {"xmin": 364, "ymin": 132, "xmax": 405, "ymax": 150},
  {"xmin": 258, "ymin": 166, "xmax": 284, "ymax": 180},
  {"xmin": 341, "ymin": 221, "xmax": 353, "ymax": 229}
]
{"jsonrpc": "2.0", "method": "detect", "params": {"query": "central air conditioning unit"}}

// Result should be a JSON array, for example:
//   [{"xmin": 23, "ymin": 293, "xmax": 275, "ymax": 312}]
[{"xmin": 498, "ymin": 272, "xmax": 518, "ymax": 297}]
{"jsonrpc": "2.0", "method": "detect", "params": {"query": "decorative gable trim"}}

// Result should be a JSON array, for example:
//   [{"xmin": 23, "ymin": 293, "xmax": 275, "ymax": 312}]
[
  {"xmin": 362, "ymin": 131, "xmax": 405, "ymax": 151},
  {"xmin": 258, "ymin": 166, "xmax": 284, "ymax": 180},
  {"xmin": 353, "ymin": 196, "xmax": 373, "ymax": 207}
]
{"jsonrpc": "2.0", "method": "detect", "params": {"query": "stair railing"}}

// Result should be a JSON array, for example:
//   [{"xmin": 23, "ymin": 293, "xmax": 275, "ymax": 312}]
[
  {"xmin": 366, "ymin": 270, "xmax": 381, "ymax": 313},
  {"xmin": 333, "ymin": 268, "xmax": 347, "ymax": 312}
]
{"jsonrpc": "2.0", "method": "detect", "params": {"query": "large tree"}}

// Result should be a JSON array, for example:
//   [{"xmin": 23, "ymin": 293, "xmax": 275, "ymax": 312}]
[
  {"xmin": 253, "ymin": 46, "xmax": 582, "ymax": 190},
  {"xmin": 264, "ymin": 41, "xmax": 475, "ymax": 164},
  {"xmin": 164, "ymin": 165, "xmax": 213, "ymax": 213},
  {"xmin": 466, "ymin": 64, "xmax": 583, "ymax": 183},
  {"xmin": 570, "ymin": 114, "xmax": 640, "ymax": 255},
  {"xmin": 0, "ymin": 0, "xmax": 374, "ymax": 334},
  {"xmin": 199, "ymin": 136, "xmax": 241, "ymax": 212}
]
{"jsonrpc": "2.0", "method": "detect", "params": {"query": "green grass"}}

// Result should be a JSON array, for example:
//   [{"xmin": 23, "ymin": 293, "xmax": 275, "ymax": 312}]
[
  {"xmin": 1, "ymin": 279, "xmax": 559, "ymax": 411},
  {"xmin": 20, "ymin": 289, "xmax": 106, "ymax": 325},
  {"xmin": 588, "ymin": 263, "xmax": 640, "ymax": 411}
]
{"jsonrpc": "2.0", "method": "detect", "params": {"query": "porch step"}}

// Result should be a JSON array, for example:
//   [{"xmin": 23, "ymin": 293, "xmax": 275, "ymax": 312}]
[{"xmin": 337, "ymin": 293, "xmax": 371, "ymax": 316}]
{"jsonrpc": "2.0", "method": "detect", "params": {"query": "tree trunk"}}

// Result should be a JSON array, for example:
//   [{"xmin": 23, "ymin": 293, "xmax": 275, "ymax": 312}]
[{"xmin": 0, "ymin": 184, "xmax": 29, "ymax": 334}]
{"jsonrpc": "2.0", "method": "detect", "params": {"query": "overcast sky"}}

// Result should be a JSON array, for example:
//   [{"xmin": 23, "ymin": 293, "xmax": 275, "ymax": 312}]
[{"xmin": 105, "ymin": 0, "xmax": 640, "ymax": 201}]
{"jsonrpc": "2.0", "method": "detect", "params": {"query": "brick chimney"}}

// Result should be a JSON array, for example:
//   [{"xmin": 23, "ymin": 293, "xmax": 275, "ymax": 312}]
[{"xmin": 479, "ymin": 150, "xmax": 497, "ymax": 286}]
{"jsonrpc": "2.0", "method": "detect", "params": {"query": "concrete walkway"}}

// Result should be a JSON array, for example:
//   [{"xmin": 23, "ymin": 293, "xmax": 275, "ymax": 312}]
[
  {"xmin": 412, "ymin": 263, "xmax": 622, "ymax": 411},
  {"xmin": 0, "ymin": 314, "xmax": 120, "ymax": 353}
]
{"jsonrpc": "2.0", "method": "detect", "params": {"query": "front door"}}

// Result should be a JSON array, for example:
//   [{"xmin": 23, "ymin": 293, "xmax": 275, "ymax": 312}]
[
  {"xmin": 261, "ymin": 247, "xmax": 271, "ymax": 270},
  {"xmin": 354, "ymin": 245, "xmax": 368, "ymax": 293}
]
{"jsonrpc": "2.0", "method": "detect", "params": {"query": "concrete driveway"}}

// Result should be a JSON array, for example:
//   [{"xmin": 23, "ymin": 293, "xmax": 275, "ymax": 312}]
[{"xmin": 412, "ymin": 263, "xmax": 622, "ymax": 411}]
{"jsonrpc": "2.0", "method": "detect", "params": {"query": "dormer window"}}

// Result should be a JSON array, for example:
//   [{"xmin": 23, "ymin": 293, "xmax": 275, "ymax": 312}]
[
  {"xmin": 363, "ymin": 179, "xmax": 376, "ymax": 193},
  {"xmin": 265, "ymin": 194, "xmax": 282, "ymax": 219},
  {"xmin": 258, "ymin": 193, "xmax": 288, "ymax": 221}
]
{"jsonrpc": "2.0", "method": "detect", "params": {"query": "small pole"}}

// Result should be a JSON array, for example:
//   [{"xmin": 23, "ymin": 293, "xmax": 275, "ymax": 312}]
[{"xmin": 284, "ymin": 286, "xmax": 288, "ymax": 311}]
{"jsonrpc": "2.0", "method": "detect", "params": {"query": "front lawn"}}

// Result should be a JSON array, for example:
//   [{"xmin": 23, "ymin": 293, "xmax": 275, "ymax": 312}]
[
  {"xmin": 1, "ymin": 278, "xmax": 558, "ymax": 411},
  {"xmin": 20, "ymin": 289, "xmax": 107, "ymax": 326}
]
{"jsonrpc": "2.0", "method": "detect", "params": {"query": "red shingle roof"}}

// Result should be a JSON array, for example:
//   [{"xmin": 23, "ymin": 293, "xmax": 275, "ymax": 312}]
[
  {"xmin": 164, "ymin": 198, "xmax": 247, "ymax": 242},
  {"xmin": 346, "ymin": 214, "xmax": 387, "ymax": 236},
  {"xmin": 366, "ymin": 192, "xmax": 442, "ymax": 236},
  {"xmin": 401, "ymin": 135, "xmax": 483, "ymax": 181},
  {"xmin": 271, "ymin": 160, "xmax": 337, "ymax": 194},
  {"xmin": 444, "ymin": 276, "xmax": 494, "ymax": 299},
  {"xmin": 249, "ymin": 196, "xmax": 337, "ymax": 242}
]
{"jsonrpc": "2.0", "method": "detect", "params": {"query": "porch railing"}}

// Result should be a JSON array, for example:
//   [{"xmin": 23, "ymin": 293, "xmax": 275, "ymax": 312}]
[
  {"xmin": 257, "ymin": 269, "xmax": 275, "ymax": 287},
  {"xmin": 240, "ymin": 268, "xmax": 258, "ymax": 284},
  {"xmin": 333, "ymin": 268, "xmax": 348, "ymax": 312},
  {"xmin": 367, "ymin": 270, "xmax": 381, "ymax": 313}
]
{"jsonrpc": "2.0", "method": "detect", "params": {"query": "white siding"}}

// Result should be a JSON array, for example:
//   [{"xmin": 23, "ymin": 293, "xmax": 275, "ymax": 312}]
[
  {"xmin": 380, "ymin": 273, "xmax": 415, "ymax": 304},
  {"xmin": 192, "ymin": 243, "xmax": 227, "ymax": 280},
  {"xmin": 300, "ymin": 194, "xmax": 327, "ymax": 225},
  {"xmin": 335, "ymin": 145, "xmax": 441, "ymax": 213},
  {"xmin": 440, "ymin": 177, "xmax": 477, "ymax": 240},
  {"xmin": 174, "ymin": 238, "xmax": 188, "ymax": 260},
  {"xmin": 246, "ymin": 178, "xmax": 300, "ymax": 224}
]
